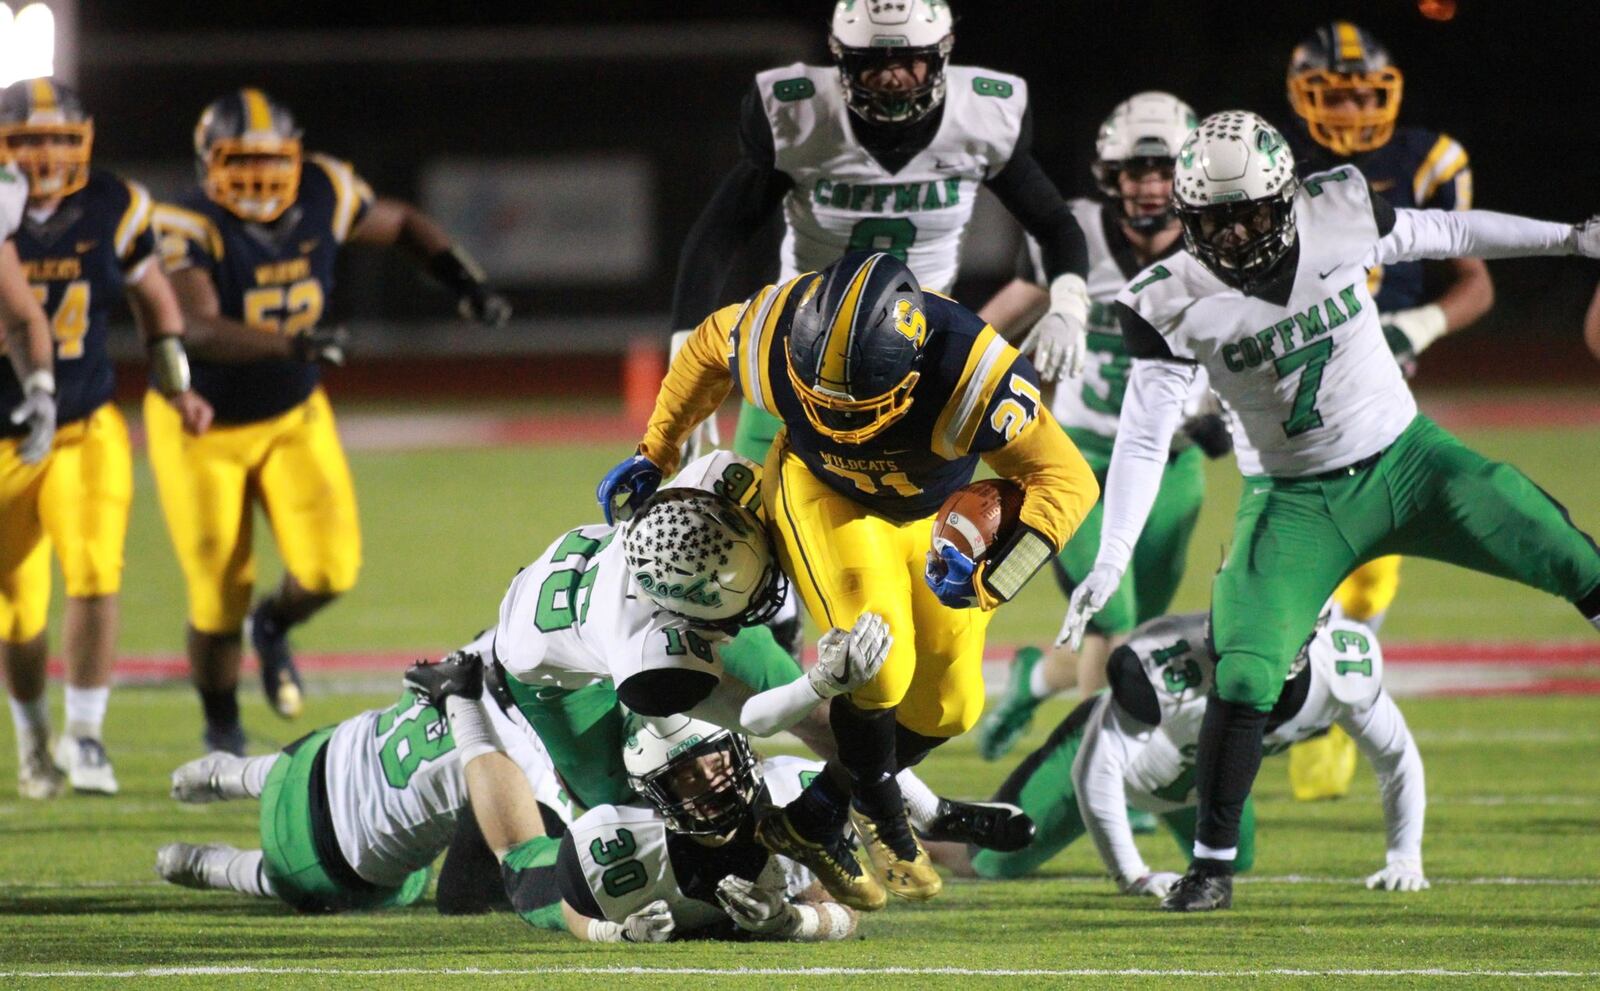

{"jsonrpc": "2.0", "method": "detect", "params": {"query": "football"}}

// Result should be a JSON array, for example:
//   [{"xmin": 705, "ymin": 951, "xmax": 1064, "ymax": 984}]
[{"xmin": 931, "ymin": 479, "xmax": 1024, "ymax": 563}]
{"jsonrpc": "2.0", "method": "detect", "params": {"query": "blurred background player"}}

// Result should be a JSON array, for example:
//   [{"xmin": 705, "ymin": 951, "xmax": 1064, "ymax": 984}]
[
  {"xmin": 150, "ymin": 88, "xmax": 511, "ymax": 754},
  {"xmin": 974, "ymin": 92, "xmax": 1226, "ymax": 764},
  {"xmin": 671, "ymin": 0, "xmax": 1093, "ymax": 475},
  {"xmin": 0, "ymin": 137, "xmax": 60, "ymax": 796},
  {"xmin": 0, "ymin": 79, "xmax": 211, "ymax": 797},
  {"xmin": 931, "ymin": 611, "xmax": 1427, "ymax": 897},
  {"xmin": 1283, "ymin": 20, "xmax": 1490, "ymax": 801},
  {"xmin": 601, "ymin": 251, "xmax": 1096, "ymax": 910}
]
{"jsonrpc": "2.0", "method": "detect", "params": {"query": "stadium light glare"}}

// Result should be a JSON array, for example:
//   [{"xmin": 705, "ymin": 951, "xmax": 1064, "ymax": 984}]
[{"xmin": 0, "ymin": 2, "xmax": 56, "ymax": 87}]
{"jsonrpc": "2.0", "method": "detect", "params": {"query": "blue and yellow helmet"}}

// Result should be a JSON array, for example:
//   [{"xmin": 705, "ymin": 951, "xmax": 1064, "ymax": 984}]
[
  {"xmin": 1287, "ymin": 21, "xmax": 1404, "ymax": 156},
  {"xmin": 193, "ymin": 88, "xmax": 303, "ymax": 223},
  {"xmin": 0, "ymin": 78, "xmax": 93, "ymax": 200},
  {"xmin": 785, "ymin": 251, "xmax": 927, "ymax": 445}
]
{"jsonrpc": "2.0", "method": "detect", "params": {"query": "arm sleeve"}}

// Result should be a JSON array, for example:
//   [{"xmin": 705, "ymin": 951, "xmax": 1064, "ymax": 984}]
[
  {"xmin": 1338, "ymin": 693, "xmax": 1426, "ymax": 864},
  {"xmin": 1095, "ymin": 359, "xmax": 1196, "ymax": 574},
  {"xmin": 689, "ymin": 675, "xmax": 823, "ymax": 738},
  {"xmin": 670, "ymin": 84, "xmax": 794, "ymax": 328},
  {"xmin": 1374, "ymin": 207, "xmax": 1575, "ymax": 266},
  {"xmin": 984, "ymin": 103, "xmax": 1089, "ymax": 279},
  {"xmin": 637, "ymin": 304, "xmax": 741, "ymax": 473},
  {"xmin": 1072, "ymin": 695, "xmax": 1151, "ymax": 885}
]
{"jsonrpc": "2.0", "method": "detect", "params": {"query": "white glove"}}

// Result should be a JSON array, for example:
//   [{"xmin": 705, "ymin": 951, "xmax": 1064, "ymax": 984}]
[
  {"xmin": 670, "ymin": 329, "xmax": 722, "ymax": 461},
  {"xmin": 1572, "ymin": 215, "xmax": 1600, "ymax": 258},
  {"xmin": 1122, "ymin": 871, "xmax": 1182, "ymax": 898},
  {"xmin": 10, "ymin": 371, "xmax": 56, "ymax": 465},
  {"xmin": 716, "ymin": 875, "xmax": 797, "ymax": 936},
  {"xmin": 1061, "ymin": 563, "xmax": 1123, "ymax": 651},
  {"xmin": 1381, "ymin": 304, "xmax": 1449, "ymax": 356},
  {"xmin": 612, "ymin": 899, "xmax": 676, "ymax": 942},
  {"xmin": 1366, "ymin": 858, "xmax": 1429, "ymax": 892},
  {"xmin": 808, "ymin": 611, "xmax": 892, "ymax": 699},
  {"xmin": 1020, "ymin": 274, "xmax": 1090, "ymax": 382}
]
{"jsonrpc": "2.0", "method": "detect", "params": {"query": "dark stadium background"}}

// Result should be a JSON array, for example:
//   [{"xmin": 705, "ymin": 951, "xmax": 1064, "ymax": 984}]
[{"xmin": 70, "ymin": 0, "xmax": 1600, "ymax": 396}]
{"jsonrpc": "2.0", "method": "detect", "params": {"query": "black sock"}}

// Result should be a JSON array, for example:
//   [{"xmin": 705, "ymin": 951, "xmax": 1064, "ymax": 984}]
[
  {"xmin": 830, "ymin": 698, "xmax": 902, "ymax": 822},
  {"xmin": 1576, "ymin": 581, "xmax": 1600, "ymax": 623},
  {"xmin": 1192, "ymin": 696, "xmax": 1269, "ymax": 866},
  {"xmin": 786, "ymin": 762, "xmax": 852, "ymax": 841},
  {"xmin": 199, "ymin": 687, "xmax": 240, "ymax": 731},
  {"xmin": 893, "ymin": 722, "xmax": 947, "ymax": 772}
]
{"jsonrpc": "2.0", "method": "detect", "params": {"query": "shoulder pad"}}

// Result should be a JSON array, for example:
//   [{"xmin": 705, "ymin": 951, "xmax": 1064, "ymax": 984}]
[
  {"xmin": 947, "ymin": 65, "xmax": 1028, "ymax": 105},
  {"xmin": 306, "ymin": 151, "xmax": 374, "ymax": 242},
  {"xmin": 755, "ymin": 63, "xmax": 827, "ymax": 105},
  {"xmin": 1311, "ymin": 619, "xmax": 1384, "ymax": 707},
  {"xmin": 665, "ymin": 451, "xmax": 764, "ymax": 515},
  {"xmin": 759, "ymin": 755, "xmax": 826, "ymax": 808},
  {"xmin": 1411, "ymin": 132, "xmax": 1470, "ymax": 207}
]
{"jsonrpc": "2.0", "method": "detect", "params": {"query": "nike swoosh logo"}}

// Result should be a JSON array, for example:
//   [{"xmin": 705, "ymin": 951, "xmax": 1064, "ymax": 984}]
[
  {"xmin": 1317, "ymin": 266, "xmax": 1341, "ymax": 279},
  {"xmin": 934, "ymin": 159, "xmax": 959, "ymax": 171}
]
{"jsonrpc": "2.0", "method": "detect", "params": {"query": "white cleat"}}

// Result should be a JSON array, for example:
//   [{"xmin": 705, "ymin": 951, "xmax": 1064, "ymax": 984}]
[
  {"xmin": 54, "ymin": 736, "xmax": 119, "ymax": 796},
  {"xmin": 17, "ymin": 738, "xmax": 65, "ymax": 800},
  {"xmin": 169, "ymin": 752, "xmax": 241, "ymax": 804},
  {"xmin": 156, "ymin": 842, "xmax": 234, "ymax": 890}
]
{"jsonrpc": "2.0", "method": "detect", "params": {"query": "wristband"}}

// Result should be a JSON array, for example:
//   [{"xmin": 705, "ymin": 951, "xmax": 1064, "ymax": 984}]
[
  {"xmin": 148, "ymin": 336, "xmax": 192, "ymax": 398},
  {"xmin": 979, "ymin": 525, "xmax": 1054, "ymax": 605},
  {"xmin": 1047, "ymin": 273, "xmax": 1089, "ymax": 323},
  {"xmin": 22, "ymin": 369, "xmax": 54, "ymax": 396}
]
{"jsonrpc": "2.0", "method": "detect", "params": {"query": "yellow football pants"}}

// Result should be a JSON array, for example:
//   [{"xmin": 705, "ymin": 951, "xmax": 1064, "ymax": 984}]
[
  {"xmin": 0, "ymin": 403, "xmax": 133, "ymax": 643},
  {"xmin": 763, "ymin": 435, "xmax": 990, "ymax": 738},
  {"xmin": 145, "ymin": 388, "xmax": 361, "ymax": 634},
  {"xmin": 1290, "ymin": 555, "xmax": 1401, "ymax": 799}
]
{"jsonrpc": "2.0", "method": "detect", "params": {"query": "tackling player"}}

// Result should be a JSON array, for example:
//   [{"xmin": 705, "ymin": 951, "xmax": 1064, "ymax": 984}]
[
  {"xmin": 1284, "ymin": 20, "xmax": 1492, "ymax": 801},
  {"xmin": 156, "ymin": 633, "xmax": 572, "ymax": 912},
  {"xmin": 974, "ymin": 92, "xmax": 1223, "ymax": 762},
  {"xmin": 673, "ymin": 0, "xmax": 1093, "ymax": 470},
  {"xmin": 1064, "ymin": 110, "xmax": 1600, "ymax": 910},
  {"xmin": 0, "ymin": 79, "xmax": 212, "ymax": 797},
  {"xmin": 931, "ymin": 611, "xmax": 1426, "ymax": 897},
  {"xmin": 150, "ymin": 88, "xmax": 511, "ymax": 753},
  {"xmin": 600, "ymin": 251, "xmax": 1097, "ymax": 909}
]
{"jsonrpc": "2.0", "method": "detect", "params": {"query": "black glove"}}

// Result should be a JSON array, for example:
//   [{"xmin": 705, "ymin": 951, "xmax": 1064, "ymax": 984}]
[
  {"xmin": 290, "ymin": 325, "xmax": 349, "ymax": 366},
  {"xmin": 428, "ymin": 246, "xmax": 510, "ymax": 328},
  {"xmin": 1180, "ymin": 412, "xmax": 1233, "ymax": 459},
  {"xmin": 460, "ymin": 286, "xmax": 512, "ymax": 328}
]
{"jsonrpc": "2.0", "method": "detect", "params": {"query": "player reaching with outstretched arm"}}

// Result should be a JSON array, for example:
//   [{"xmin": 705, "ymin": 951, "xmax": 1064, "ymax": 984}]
[
  {"xmin": 150, "ymin": 88, "xmax": 510, "ymax": 753},
  {"xmin": 600, "ymin": 251, "xmax": 1097, "ymax": 910},
  {"xmin": 1062, "ymin": 110, "xmax": 1600, "ymax": 911},
  {"xmin": 0, "ymin": 80, "xmax": 213, "ymax": 797},
  {"xmin": 673, "ymin": 0, "xmax": 1093, "ymax": 470}
]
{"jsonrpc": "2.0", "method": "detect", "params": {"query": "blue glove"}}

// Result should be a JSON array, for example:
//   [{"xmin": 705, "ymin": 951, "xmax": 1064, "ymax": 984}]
[
  {"xmin": 597, "ymin": 454, "xmax": 663, "ymax": 525},
  {"xmin": 924, "ymin": 544, "xmax": 978, "ymax": 609}
]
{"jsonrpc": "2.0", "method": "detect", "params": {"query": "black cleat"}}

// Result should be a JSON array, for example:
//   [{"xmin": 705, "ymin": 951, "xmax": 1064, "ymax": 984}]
[
  {"xmin": 202, "ymin": 723, "xmax": 247, "ymax": 758},
  {"xmin": 919, "ymin": 798, "xmax": 1036, "ymax": 852},
  {"xmin": 1161, "ymin": 868, "xmax": 1233, "ymax": 912},
  {"xmin": 404, "ymin": 650, "xmax": 484, "ymax": 709},
  {"xmin": 247, "ymin": 601, "xmax": 303, "ymax": 720}
]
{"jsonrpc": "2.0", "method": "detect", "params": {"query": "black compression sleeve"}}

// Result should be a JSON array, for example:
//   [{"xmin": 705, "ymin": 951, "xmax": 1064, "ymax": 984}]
[
  {"xmin": 985, "ymin": 102, "xmax": 1088, "ymax": 279},
  {"xmin": 669, "ymin": 84, "xmax": 793, "ymax": 328},
  {"xmin": 1370, "ymin": 189, "xmax": 1397, "ymax": 237},
  {"xmin": 615, "ymin": 668, "xmax": 719, "ymax": 716}
]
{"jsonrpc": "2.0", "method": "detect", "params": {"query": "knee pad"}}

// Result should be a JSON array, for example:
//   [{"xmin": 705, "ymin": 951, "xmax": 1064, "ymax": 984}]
[{"xmin": 1212, "ymin": 655, "xmax": 1281, "ymax": 710}]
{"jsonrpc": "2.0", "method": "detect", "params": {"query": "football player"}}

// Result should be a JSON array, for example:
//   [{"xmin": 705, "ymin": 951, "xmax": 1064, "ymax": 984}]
[
  {"xmin": 1284, "ymin": 21, "xmax": 1492, "ymax": 801},
  {"xmin": 1063, "ymin": 110, "xmax": 1600, "ymax": 910},
  {"xmin": 600, "ymin": 251, "xmax": 1097, "ymax": 909},
  {"xmin": 410, "ymin": 658, "xmax": 860, "ymax": 943},
  {"xmin": 931, "ymin": 611, "xmax": 1426, "ymax": 897},
  {"xmin": 155, "ymin": 632, "xmax": 572, "ymax": 912},
  {"xmin": 0, "ymin": 79, "xmax": 212, "ymax": 797},
  {"xmin": 974, "ymin": 92, "xmax": 1223, "ymax": 763},
  {"xmin": 150, "ymin": 88, "xmax": 511, "ymax": 753},
  {"xmin": 672, "ymin": 0, "xmax": 1093, "ymax": 471}
]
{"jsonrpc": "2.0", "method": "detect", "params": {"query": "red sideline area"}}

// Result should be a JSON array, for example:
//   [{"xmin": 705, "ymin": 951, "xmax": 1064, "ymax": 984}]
[{"xmin": 56, "ymin": 641, "xmax": 1600, "ymax": 697}]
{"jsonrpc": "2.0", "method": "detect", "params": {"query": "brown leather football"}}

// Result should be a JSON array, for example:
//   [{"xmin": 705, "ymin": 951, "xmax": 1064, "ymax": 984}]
[{"xmin": 931, "ymin": 479, "xmax": 1024, "ymax": 563}]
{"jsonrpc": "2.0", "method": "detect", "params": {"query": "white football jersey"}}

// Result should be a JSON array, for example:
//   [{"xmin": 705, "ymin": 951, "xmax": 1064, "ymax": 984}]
[
  {"xmin": 1117, "ymin": 166, "xmax": 1415, "ymax": 476},
  {"xmin": 757, "ymin": 62, "xmax": 1027, "ymax": 291},
  {"xmin": 494, "ymin": 452, "xmax": 762, "ymax": 694},
  {"xmin": 324, "ymin": 667, "xmax": 571, "ymax": 888},
  {"xmin": 1034, "ymin": 200, "xmax": 1211, "ymax": 439},
  {"xmin": 563, "ymin": 755, "xmax": 821, "ymax": 929},
  {"xmin": 1107, "ymin": 612, "xmax": 1387, "ymax": 811},
  {"xmin": 0, "ymin": 162, "xmax": 25, "ymax": 238}
]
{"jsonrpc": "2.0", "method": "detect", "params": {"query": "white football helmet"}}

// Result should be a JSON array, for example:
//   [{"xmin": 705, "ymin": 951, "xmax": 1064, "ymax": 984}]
[
  {"xmin": 1091, "ymin": 91, "xmax": 1198, "ymax": 234},
  {"xmin": 622, "ymin": 711, "xmax": 762, "ymax": 837},
  {"xmin": 623, "ymin": 488, "xmax": 788, "ymax": 633},
  {"xmin": 1174, "ymin": 110, "xmax": 1299, "ymax": 290},
  {"xmin": 829, "ymin": 0, "xmax": 955, "ymax": 124}
]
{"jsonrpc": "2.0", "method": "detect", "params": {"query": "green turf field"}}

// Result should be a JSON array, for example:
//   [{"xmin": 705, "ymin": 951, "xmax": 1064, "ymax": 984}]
[{"xmin": 1, "ymin": 408, "xmax": 1597, "ymax": 987}]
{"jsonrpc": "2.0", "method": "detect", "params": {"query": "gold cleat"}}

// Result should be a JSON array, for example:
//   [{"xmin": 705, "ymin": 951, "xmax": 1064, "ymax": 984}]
[
  {"xmin": 850, "ymin": 809, "xmax": 942, "ymax": 901},
  {"xmin": 754, "ymin": 807, "xmax": 887, "ymax": 912}
]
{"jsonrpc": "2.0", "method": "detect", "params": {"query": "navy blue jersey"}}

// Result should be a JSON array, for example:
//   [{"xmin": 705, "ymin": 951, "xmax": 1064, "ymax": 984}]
[
  {"xmin": 1295, "ymin": 126, "xmax": 1471, "ymax": 311},
  {"xmin": 728, "ymin": 277, "xmax": 1043, "ymax": 521},
  {"xmin": 154, "ymin": 153, "xmax": 372, "ymax": 424},
  {"xmin": 3, "ymin": 168, "xmax": 155, "ymax": 435}
]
